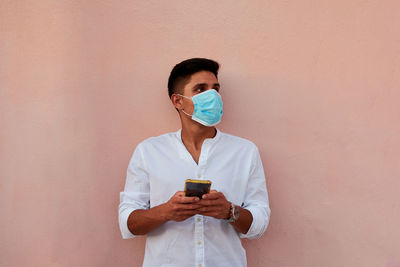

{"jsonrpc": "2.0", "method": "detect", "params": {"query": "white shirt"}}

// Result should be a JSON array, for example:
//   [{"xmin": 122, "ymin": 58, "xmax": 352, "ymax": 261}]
[{"xmin": 119, "ymin": 129, "xmax": 271, "ymax": 267}]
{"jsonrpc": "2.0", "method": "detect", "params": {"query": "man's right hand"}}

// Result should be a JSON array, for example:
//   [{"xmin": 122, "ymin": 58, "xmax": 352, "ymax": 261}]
[
  {"xmin": 162, "ymin": 191, "xmax": 201, "ymax": 222},
  {"xmin": 128, "ymin": 191, "xmax": 200, "ymax": 235}
]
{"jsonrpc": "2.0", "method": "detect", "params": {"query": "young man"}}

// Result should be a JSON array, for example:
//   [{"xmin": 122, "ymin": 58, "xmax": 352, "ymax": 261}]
[{"xmin": 119, "ymin": 58, "xmax": 271, "ymax": 267}]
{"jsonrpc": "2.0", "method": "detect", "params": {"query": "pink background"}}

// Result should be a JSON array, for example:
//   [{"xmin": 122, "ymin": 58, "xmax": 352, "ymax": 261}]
[{"xmin": 1, "ymin": 1, "xmax": 400, "ymax": 266}]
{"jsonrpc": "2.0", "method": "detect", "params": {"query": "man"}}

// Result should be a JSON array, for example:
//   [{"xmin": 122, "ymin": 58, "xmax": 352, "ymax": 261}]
[{"xmin": 119, "ymin": 58, "xmax": 271, "ymax": 267}]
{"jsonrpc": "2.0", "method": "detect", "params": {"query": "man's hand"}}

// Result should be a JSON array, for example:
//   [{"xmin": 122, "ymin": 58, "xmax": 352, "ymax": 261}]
[
  {"xmin": 197, "ymin": 190, "xmax": 231, "ymax": 219},
  {"xmin": 128, "ymin": 191, "xmax": 200, "ymax": 235},
  {"xmin": 162, "ymin": 191, "xmax": 201, "ymax": 222}
]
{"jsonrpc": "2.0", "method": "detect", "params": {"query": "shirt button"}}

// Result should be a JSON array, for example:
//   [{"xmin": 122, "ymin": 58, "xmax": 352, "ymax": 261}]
[
  {"xmin": 197, "ymin": 174, "xmax": 201, "ymax": 178},
  {"xmin": 198, "ymin": 264, "xmax": 202, "ymax": 267},
  {"xmin": 197, "ymin": 241, "xmax": 201, "ymax": 245},
  {"xmin": 197, "ymin": 217, "xmax": 201, "ymax": 222}
]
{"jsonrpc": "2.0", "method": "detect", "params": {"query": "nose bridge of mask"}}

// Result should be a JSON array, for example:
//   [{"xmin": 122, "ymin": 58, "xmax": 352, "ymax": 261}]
[
  {"xmin": 177, "ymin": 89, "xmax": 218, "ymax": 99},
  {"xmin": 192, "ymin": 89, "xmax": 221, "ymax": 108}
]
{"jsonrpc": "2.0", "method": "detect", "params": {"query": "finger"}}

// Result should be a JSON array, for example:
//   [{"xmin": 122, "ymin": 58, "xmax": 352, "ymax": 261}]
[
  {"xmin": 197, "ymin": 206, "xmax": 219, "ymax": 213},
  {"xmin": 175, "ymin": 203, "xmax": 202, "ymax": 210},
  {"xmin": 198, "ymin": 199, "xmax": 220, "ymax": 206},
  {"xmin": 177, "ymin": 196, "xmax": 200, "ymax": 203},
  {"xmin": 202, "ymin": 192, "xmax": 222, "ymax": 200},
  {"xmin": 174, "ymin": 191, "xmax": 185, "ymax": 197}
]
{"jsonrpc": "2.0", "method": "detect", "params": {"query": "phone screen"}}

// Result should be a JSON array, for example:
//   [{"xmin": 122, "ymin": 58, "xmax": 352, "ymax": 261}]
[{"xmin": 184, "ymin": 179, "xmax": 212, "ymax": 199}]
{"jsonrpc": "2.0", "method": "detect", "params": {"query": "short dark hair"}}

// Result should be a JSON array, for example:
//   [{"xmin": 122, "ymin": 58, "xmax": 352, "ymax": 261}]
[{"xmin": 168, "ymin": 58, "xmax": 220, "ymax": 98}]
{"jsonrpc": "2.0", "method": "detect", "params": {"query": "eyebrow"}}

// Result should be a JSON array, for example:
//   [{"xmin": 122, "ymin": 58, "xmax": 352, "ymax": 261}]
[{"xmin": 192, "ymin": 83, "xmax": 220, "ymax": 89}]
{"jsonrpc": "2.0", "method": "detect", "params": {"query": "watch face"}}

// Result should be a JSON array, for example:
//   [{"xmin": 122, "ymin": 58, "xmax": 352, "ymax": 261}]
[{"xmin": 233, "ymin": 206, "xmax": 239, "ymax": 220}]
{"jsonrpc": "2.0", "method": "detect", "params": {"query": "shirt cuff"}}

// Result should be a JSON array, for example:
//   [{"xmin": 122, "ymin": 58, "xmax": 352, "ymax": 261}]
[
  {"xmin": 119, "ymin": 207, "xmax": 137, "ymax": 239},
  {"xmin": 239, "ymin": 205, "xmax": 270, "ymax": 239}
]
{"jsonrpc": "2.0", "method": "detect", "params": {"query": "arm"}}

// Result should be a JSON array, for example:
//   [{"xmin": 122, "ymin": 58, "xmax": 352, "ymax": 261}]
[
  {"xmin": 197, "ymin": 190, "xmax": 253, "ymax": 234},
  {"xmin": 197, "ymin": 146, "xmax": 270, "ymax": 238},
  {"xmin": 230, "ymin": 206, "xmax": 253, "ymax": 234},
  {"xmin": 119, "ymin": 144, "xmax": 150, "ymax": 239},
  {"xmin": 127, "ymin": 205, "xmax": 168, "ymax": 236},
  {"xmin": 127, "ymin": 191, "xmax": 201, "ymax": 235},
  {"xmin": 119, "ymin": 144, "xmax": 203, "ymax": 238},
  {"xmin": 238, "ymin": 146, "xmax": 271, "ymax": 239}
]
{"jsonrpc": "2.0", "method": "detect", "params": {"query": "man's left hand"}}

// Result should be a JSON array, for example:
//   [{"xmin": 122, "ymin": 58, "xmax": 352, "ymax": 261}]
[{"xmin": 197, "ymin": 190, "xmax": 231, "ymax": 219}]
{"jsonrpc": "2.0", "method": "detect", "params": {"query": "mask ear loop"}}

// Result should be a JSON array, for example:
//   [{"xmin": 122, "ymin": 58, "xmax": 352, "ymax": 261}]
[
  {"xmin": 177, "ymin": 94, "xmax": 194, "ymax": 117},
  {"xmin": 181, "ymin": 109, "xmax": 193, "ymax": 117}
]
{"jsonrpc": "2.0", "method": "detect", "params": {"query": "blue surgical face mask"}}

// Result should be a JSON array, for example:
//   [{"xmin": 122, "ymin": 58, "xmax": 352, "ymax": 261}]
[{"xmin": 178, "ymin": 89, "xmax": 223, "ymax": 127}]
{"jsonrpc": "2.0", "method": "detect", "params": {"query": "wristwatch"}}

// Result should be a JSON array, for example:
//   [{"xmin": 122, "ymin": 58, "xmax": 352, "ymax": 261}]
[{"xmin": 227, "ymin": 202, "xmax": 239, "ymax": 223}]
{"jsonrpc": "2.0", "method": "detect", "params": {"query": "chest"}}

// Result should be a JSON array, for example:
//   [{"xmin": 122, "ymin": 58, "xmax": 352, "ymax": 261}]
[
  {"xmin": 185, "ymin": 146, "xmax": 201, "ymax": 164},
  {"xmin": 146, "ymin": 148, "xmax": 253, "ymax": 207}
]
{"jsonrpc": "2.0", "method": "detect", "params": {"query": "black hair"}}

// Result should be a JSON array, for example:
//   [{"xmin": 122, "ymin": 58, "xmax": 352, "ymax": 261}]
[{"xmin": 167, "ymin": 58, "xmax": 220, "ymax": 98}]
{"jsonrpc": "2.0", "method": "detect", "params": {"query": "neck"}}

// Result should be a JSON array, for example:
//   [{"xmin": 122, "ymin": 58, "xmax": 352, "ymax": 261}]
[{"xmin": 181, "ymin": 123, "xmax": 216, "ymax": 150}]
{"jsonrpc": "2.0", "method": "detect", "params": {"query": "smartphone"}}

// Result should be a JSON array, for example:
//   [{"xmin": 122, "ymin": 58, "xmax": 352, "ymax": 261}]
[{"xmin": 184, "ymin": 179, "xmax": 212, "ymax": 199}]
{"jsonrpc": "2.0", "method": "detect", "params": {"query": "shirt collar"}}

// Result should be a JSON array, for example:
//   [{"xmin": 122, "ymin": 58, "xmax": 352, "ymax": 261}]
[
  {"xmin": 175, "ymin": 128, "xmax": 222, "ymax": 158},
  {"xmin": 176, "ymin": 128, "xmax": 221, "ymax": 143}
]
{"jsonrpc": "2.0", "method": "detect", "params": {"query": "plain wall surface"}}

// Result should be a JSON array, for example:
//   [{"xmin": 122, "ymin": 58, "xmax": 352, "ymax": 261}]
[{"xmin": 1, "ymin": 1, "xmax": 400, "ymax": 266}]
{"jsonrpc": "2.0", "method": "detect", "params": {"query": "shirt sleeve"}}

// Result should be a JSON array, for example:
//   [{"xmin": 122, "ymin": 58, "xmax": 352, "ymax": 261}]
[
  {"xmin": 239, "ymin": 146, "xmax": 271, "ymax": 239},
  {"xmin": 118, "ymin": 143, "xmax": 150, "ymax": 239}
]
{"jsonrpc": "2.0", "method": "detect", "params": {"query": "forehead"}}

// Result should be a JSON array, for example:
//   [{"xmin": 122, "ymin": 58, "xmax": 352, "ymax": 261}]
[{"xmin": 186, "ymin": 71, "xmax": 218, "ymax": 85}]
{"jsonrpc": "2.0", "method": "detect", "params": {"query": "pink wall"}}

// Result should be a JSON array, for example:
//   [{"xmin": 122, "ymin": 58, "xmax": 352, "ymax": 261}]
[{"xmin": 1, "ymin": 1, "xmax": 400, "ymax": 266}]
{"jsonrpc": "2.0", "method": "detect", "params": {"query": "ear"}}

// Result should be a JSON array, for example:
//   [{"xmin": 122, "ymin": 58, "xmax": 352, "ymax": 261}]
[{"xmin": 171, "ymin": 94, "xmax": 184, "ymax": 110}]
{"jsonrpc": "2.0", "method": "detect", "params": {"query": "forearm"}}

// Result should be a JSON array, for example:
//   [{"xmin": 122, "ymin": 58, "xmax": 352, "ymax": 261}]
[
  {"xmin": 230, "ymin": 207, "xmax": 253, "ymax": 234},
  {"xmin": 127, "ymin": 192, "xmax": 200, "ymax": 235},
  {"xmin": 127, "ymin": 203, "xmax": 168, "ymax": 235}
]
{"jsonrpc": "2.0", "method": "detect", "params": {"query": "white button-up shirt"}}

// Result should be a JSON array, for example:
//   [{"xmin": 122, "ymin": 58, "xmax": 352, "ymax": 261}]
[{"xmin": 119, "ymin": 129, "xmax": 271, "ymax": 267}]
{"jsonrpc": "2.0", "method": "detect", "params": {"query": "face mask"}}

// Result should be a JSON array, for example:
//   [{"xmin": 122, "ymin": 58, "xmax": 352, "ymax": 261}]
[{"xmin": 178, "ymin": 89, "xmax": 223, "ymax": 127}]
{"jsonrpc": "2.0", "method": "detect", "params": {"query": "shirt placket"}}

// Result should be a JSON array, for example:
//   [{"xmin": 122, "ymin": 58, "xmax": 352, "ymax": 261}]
[
  {"xmin": 194, "ymin": 214, "xmax": 204, "ymax": 267},
  {"xmin": 194, "ymin": 139, "xmax": 210, "ymax": 267}
]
